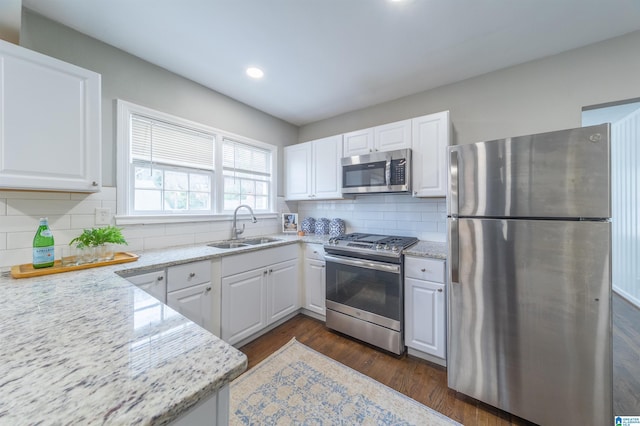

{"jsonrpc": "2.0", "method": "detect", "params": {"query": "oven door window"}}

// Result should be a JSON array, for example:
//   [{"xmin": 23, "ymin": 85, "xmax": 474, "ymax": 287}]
[{"xmin": 326, "ymin": 259, "xmax": 401, "ymax": 322}]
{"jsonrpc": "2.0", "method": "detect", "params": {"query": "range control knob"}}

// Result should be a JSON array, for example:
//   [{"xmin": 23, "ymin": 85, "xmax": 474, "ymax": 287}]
[{"xmin": 391, "ymin": 245, "xmax": 400, "ymax": 253}]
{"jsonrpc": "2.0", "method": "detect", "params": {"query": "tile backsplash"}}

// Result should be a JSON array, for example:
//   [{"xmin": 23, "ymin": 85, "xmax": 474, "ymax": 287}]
[
  {"xmin": 0, "ymin": 189, "xmax": 445, "ymax": 271},
  {"xmin": 0, "ymin": 188, "xmax": 281, "ymax": 271},
  {"xmin": 296, "ymin": 194, "xmax": 447, "ymax": 241}
]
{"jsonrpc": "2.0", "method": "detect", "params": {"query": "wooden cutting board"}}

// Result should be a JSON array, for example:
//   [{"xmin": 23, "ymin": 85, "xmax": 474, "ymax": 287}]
[{"xmin": 11, "ymin": 252, "xmax": 139, "ymax": 279}]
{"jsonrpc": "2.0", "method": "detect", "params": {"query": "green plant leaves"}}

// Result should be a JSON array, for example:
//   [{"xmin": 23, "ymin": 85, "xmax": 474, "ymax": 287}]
[{"xmin": 69, "ymin": 226, "xmax": 127, "ymax": 248}]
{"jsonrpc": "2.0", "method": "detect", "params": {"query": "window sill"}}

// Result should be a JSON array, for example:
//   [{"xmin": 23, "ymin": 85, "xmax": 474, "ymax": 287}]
[{"xmin": 115, "ymin": 213, "xmax": 279, "ymax": 226}]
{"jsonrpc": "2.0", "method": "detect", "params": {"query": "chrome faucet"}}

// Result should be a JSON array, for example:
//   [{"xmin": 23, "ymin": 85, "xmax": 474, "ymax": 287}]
[{"xmin": 231, "ymin": 204, "xmax": 257, "ymax": 239}]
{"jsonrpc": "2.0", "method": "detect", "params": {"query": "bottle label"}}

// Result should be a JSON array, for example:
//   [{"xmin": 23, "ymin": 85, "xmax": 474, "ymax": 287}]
[
  {"xmin": 41, "ymin": 230, "xmax": 53, "ymax": 237},
  {"xmin": 33, "ymin": 247, "xmax": 55, "ymax": 265}
]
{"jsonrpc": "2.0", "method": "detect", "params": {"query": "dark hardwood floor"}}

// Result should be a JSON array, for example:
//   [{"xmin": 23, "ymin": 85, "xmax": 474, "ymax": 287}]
[{"xmin": 238, "ymin": 292, "xmax": 640, "ymax": 425}]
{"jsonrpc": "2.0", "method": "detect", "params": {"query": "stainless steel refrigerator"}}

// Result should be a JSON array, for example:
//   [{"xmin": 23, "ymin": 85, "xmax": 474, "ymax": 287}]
[{"xmin": 447, "ymin": 124, "xmax": 612, "ymax": 426}]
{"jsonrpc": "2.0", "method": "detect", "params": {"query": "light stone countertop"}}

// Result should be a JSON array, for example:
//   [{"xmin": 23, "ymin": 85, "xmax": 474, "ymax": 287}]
[
  {"xmin": 0, "ymin": 233, "xmax": 317, "ymax": 425},
  {"xmin": 403, "ymin": 240, "xmax": 448, "ymax": 260},
  {"xmin": 0, "ymin": 232, "xmax": 441, "ymax": 424}
]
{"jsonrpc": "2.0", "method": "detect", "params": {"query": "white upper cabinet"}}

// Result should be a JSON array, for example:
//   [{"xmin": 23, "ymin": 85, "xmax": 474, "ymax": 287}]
[
  {"xmin": 284, "ymin": 143, "xmax": 311, "ymax": 200},
  {"xmin": 343, "ymin": 119, "xmax": 411, "ymax": 157},
  {"xmin": 411, "ymin": 111, "xmax": 450, "ymax": 198},
  {"xmin": 342, "ymin": 128, "xmax": 374, "ymax": 156},
  {"xmin": 285, "ymin": 135, "xmax": 343, "ymax": 200},
  {"xmin": 0, "ymin": 40, "xmax": 101, "ymax": 192}
]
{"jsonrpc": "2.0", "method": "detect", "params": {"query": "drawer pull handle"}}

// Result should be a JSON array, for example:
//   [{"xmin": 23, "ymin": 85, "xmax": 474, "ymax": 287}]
[{"xmin": 189, "ymin": 272, "xmax": 196, "ymax": 278}]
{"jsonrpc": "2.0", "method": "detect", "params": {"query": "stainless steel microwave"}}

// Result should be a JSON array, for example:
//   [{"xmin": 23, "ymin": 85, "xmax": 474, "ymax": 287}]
[{"xmin": 341, "ymin": 148, "xmax": 411, "ymax": 194}]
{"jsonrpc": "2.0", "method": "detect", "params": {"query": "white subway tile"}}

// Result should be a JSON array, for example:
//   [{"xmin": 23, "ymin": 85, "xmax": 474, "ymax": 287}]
[
  {"xmin": 0, "ymin": 200, "xmax": 6, "ymax": 215},
  {"xmin": 352, "ymin": 211, "xmax": 383, "ymax": 220},
  {"xmin": 70, "ymin": 187, "xmax": 117, "ymax": 201},
  {"xmin": 6, "ymin": 199, "xmax": 102, "ymax": 216},
  {"xmin": 384, "ymin": 212, "xmax": 421, "ymax": 221},
  {"xmin": 1, "ymin": 247, "xmax": 32, "ymax": 268},
  {"xmin": 0, "ymin": 233, "xmax": 6, "ymax": 250},
  {"xmin": 71, "ymin": 214, "xmax": 96, "ymax": 229},
  {"xmin": 143, "ymin": 234, "xmax": 195, "ymax": 250}
]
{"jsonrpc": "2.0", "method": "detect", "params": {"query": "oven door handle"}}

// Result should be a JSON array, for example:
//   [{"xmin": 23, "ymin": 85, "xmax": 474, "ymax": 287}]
[{"xmin": 324, "ymin": 254, "xmax": 401, "ymax": 274}]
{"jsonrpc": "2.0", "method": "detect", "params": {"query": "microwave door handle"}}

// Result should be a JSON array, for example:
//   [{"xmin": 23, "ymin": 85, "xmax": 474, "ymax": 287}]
[{"xmin": 385, "ymin": 158, "xmax": 392, "ymax": 188}]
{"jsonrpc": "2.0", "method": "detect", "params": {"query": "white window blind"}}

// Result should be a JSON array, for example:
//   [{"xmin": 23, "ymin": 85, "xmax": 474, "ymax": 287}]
[
  {"xmin": 131, "ymin": 115, "xmax": 214, "ymax": 170},
  {"xmin": 222, "ymin": 138, "xmax": 271, "ymax": 211}
]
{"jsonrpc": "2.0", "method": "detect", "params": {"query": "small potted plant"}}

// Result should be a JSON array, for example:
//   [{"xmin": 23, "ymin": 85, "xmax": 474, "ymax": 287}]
[{"xmin": 70, "ymin": 225, "xmax": 128, "ymax": 263}]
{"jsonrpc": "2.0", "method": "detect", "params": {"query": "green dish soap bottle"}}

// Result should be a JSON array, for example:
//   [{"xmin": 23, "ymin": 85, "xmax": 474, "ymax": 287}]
[{"xmin": 33, "ymin": 217, "xmax": 55, "ymax": 268}]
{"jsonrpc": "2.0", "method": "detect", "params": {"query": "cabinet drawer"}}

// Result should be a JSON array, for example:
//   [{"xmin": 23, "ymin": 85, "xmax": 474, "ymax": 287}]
[
  {"xmin": 168, "ymin": 260, "xmax": 211, "ymax": 292},
  {"xmin": 405, "ymin": 257, "xmax": 445, "ymax": 283},
  {"xmin": 305, "ymin": 243, "xmax": 326, "ymax": 261}
]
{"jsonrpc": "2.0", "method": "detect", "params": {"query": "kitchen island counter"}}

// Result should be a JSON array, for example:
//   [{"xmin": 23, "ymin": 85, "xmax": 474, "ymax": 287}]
[{"xmin": 0, "ymin": 258, "xmax": 247, "ymax": 424}]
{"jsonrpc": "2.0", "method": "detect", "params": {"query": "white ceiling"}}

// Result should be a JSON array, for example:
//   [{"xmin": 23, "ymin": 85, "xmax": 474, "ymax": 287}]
[{"xmin": 23, "ymin": 0, "xmax": 640, "ymax": 126}]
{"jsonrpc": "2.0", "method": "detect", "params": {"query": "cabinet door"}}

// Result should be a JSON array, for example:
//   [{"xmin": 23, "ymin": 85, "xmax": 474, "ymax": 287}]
[
  {"xmin": 0, "ymin": 39, "xmax": 101, "ymax": 192},
  {"xmin": 405, "ymin": 277, "xmax": 446, "ymax": 358},
  {"xmin": 374, "ymin": 119, "xmax": 412, "ymax": 152},
  {"xmin": 284, "ymin": 142, "xmax": 312, "ymax": 200},
  {"xmin": 221, "ymin": 269, "xmax": 266, "ymax": 344},
  {"xmin": 343, "ymin": 128, "xmax": 374, "ymax": 156},
  {"xmin": 304, "ymin": 258, "xmax": 326, "ymax": 316},
  {"xmin": 167, "ymin": 282, "xmax": 214, "ymax": 331},
  {"xmin": 126, "ymin": 270, "xmax": 167, "ymax": 303},
  {"xmin": 312, "ymin": 135, "xmax": 343, "ymax": 199},
  {"xmin": 411, "ymin": 111, "xmax": 450, "ymax": 197},
  {"xmin": 267, "ymin": 259, "xmax": 299, "ymax": 324}
]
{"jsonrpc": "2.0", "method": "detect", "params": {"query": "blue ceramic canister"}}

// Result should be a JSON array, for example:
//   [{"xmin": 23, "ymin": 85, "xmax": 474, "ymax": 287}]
[
  {"xmin": 314, "ymin": 218, "xmax": 330, "ymax": 235},
  {"xmin": 301, "ymin": 217, "xmax": 316, "ymax": 234},
  {"xmin": 329, "ymin": 218, "xmax": 346, "ymax": 237}
]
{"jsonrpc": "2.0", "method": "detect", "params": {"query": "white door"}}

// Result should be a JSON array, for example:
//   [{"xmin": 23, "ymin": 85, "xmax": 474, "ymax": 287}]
[
  {"xmin": 375, "ymin": 119, "xmax": 412, "ymax": 152},
  {"xmin": 411, "ymin": 111, "xmax": 450, "ymax": 197},
  {"xmin": 221, "ymin": 269, "xmax": 266, "ymax": 344},
  {"xmin": 312, "ymin": 135, "xmax": 343, "ymax": 199},
  {"xmin": 167, "ymin": 282, "xmax": 214, "ymax": 331},
  {"xmin": 0, "ymin": 39, "xmax": 101, "ymax": 192},
  {"xmin": 405, "ymin": 277, "xmax": 446, "ymax": 358},
  {"xmin": 343, "ymin": 128, "xmax": 374, "ymax": 156},
  {"xmin": 304, "ymin": 259, "xmax": 326, "ymax": 315},
  {"xmin": 284, "ymin": 142, "xmax": 312, "ymax": 200},
  {"xmin": 126, "ymin": 270, "xmax": 167, "ymax": 303},
  {"xmin": 267, "ymin": 259, "xmax": 299, "ymax": 324}
]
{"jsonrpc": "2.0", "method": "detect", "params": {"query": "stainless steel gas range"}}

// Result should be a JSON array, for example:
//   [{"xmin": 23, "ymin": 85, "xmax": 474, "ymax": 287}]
[{"xmin": 324, "ymin": 233, "xmax": 418, "ymax": 355}]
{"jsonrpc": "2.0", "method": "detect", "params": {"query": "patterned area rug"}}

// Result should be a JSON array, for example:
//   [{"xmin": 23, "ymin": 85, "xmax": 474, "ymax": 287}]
[{"xmin": 230, "ymin": 338, "xmax": 461, "ymax": 425}]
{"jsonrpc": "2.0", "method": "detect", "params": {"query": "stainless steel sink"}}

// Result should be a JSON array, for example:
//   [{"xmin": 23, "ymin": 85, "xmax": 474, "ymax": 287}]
[
  {"xmin": 208, "ymin": 241, "xmax": 249, "ymax": 249},
  {"xmin": 207, "ymin": 237, "xmax": 281, "ymax": 249},
  {"xmin": 242, "ymin": 237, "xmax": 281, "ymax": 245}
]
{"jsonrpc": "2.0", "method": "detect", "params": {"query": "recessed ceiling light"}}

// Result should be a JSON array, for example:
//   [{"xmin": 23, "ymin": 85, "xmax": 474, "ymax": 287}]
[{"xmin": 246, "ymin": 67, "xmax": 264, "ymax": 79}]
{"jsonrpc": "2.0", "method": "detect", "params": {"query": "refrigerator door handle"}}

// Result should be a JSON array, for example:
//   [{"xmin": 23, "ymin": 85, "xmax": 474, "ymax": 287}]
[
  {"xmin": 449, "ymin": 149, "xmax": 459, "ymax": 216},
  {"xmin": 449, "ymin": 218, "xmax": 459, "ymax": 285}
]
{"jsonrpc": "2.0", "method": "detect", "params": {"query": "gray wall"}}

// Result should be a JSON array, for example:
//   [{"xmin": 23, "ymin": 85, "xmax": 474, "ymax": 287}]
[
  {"xmin": 20, "ymin": 10, "xmax": 299, "ymax": 195},
  {"xmin": 299, "ymin": 30, "xmax": 640, "ymax": 146}
]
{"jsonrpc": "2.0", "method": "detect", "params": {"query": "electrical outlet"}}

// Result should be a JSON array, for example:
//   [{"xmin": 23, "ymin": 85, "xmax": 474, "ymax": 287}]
[{"xmin": 95, "ymin": 208, "xmax": 112, "ymax": 225}]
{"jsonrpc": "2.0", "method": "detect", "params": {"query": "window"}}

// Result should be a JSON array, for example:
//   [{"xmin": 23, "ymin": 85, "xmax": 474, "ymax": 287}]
[
  {"xmin": 130, "ymin": 115, "xmax": 214, "ymax": 214},
  {"xmin": 222, "ymin": 138, "xmax": 271, "ymax": 211},
  {"xmin": 117, "ymin": 100, "xmax": 276, "ymax": 222}
]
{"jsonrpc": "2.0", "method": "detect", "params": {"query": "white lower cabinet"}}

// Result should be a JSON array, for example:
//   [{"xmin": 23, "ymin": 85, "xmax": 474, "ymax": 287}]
[
  {"xmin": 167, "ymin": 260, "xmax": 215, "ymax": 332},
  {"xmin": 303, "ymin": 244, "xmax": 326, "ymax": 317},
  {"xmin": 221, "ymin": 268, "xmax": 267, "ymax": 344},
  {"xmin": 221, "ymin": 245, "xmax": 299, "ymax": 345},
  {"xmin": 125, "ymin": 269, "xmax": 167, "ymax": 303},
  {"xmin": 404, "ymin": 256, "xmax": 446, "ymax": 365}
]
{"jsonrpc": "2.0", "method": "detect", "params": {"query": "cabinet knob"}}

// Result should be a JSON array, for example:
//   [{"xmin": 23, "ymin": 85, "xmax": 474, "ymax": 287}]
[
  {"xmin": 269, "ymin": 268, "xmax": 273, "ymax": 274},
  {"xmin": 421, "ymin": 268, "xmax": 428, "ymax": 272},
  {"xmin": 92, "ymin": 181, "xmax": 98, "ymax": 186},
  {"xmin": 414, "ymin": 191, "xmax": 418, "ymax": 195},
  {"xmin": 313, "ymin": 250, "xmax": 318, "ymax": 254},
  {"xmin": 263, "ymin": 270, "xmax": 268, "ymax": 275},
  {"xmin": 437, "ymin": 288, "xmax": 443, "ymax": 292},
  {"xmin": 157, "ymin": 276, "xmax": 164, "ymax": 281},
  {"xmin": 205, "ymin": 286, "xmax": 212, "ymax": 292},
  {"xmin": 189, "ymin": 272, "xmax": 196, "ymax": 278}
]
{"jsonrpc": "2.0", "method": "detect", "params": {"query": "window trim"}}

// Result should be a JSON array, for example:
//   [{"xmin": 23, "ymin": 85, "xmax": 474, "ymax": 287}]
[{"xmin": 116, "ymin": 99, "xmax": 278, "ymax": 224}]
